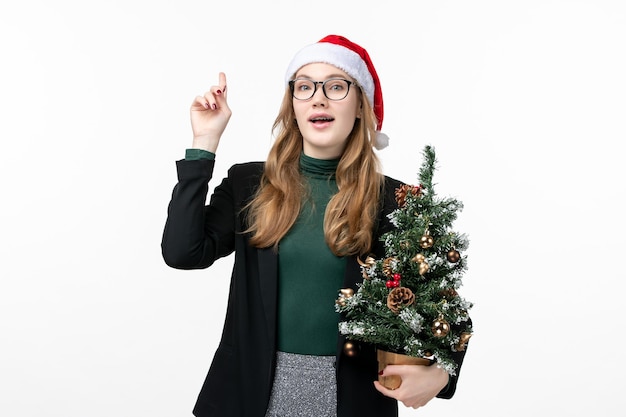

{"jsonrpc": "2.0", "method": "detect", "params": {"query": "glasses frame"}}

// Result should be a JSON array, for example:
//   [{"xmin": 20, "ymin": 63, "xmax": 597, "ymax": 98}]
[{"xmin": 289, "ymin": 77, "xmax": 357, "ymax": 101}]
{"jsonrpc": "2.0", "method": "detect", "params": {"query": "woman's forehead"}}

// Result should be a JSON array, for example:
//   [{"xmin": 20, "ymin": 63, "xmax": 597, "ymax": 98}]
[{"xmin": 294, "ymin": 63, "xmax": 351, "ymax": 80}]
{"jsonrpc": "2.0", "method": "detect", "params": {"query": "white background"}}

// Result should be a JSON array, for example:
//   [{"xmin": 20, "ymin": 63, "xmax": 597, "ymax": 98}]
[{"xmin": 1, "ymin": 0, "xmax": 625, "ymax": 416}]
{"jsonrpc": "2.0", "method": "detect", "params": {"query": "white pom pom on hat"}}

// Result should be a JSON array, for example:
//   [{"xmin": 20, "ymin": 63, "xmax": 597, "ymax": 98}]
[{"xmin": 285, "ymin": 34, "xmax": 389, "ymax": 150}]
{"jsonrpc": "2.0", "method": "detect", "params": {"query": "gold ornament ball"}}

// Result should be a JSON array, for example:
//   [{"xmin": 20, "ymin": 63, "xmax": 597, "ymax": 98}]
[
  {"xmin": 412, "ymin": 254, "xmax": 425, "ymax": 263},
  {"xmin": 447, "ymin": 249, "xmax": 461, "ymax": 263},
  {"xmin": 343, "ymin": 341, "xmax": 359, "ymax": 357},
  {"xmin": 431, "ymin": 316, "xmax": 450, "ymax": 338},
  {"xmin": 340, "ymin": 288, "xmax": 354, "ymax": 298},
  {"xmin": 419, "ymin": 235, "xmax": 434, "ymax": 249}
]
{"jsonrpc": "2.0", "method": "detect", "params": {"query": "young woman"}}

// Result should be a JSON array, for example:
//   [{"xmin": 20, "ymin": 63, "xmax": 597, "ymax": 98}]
[{"xmin": 162, "ymin": 35, "xmax": 469, "ymax": 417}]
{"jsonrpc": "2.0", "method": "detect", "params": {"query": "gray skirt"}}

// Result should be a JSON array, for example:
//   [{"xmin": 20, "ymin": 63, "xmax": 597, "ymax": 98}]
[{"xmin": 264, "ymin": 351, "xmax": 337, "ymax": 417}]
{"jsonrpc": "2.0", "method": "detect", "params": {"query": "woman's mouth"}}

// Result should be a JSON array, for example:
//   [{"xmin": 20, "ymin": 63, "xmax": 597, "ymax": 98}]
[{"xmin": 310, "ymin": 116, "xmax": 334, "ymax": 124}]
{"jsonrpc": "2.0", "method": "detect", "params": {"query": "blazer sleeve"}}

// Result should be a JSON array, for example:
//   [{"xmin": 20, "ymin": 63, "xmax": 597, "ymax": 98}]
[{"xmin": 161, "ymin": 158, "xmax": 237, "ymax": 269}]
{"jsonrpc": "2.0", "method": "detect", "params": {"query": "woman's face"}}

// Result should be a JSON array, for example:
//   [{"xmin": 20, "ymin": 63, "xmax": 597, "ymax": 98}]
[{"xmin": 292, "ymin": 63, "xmax": 361, "ymax": 159}]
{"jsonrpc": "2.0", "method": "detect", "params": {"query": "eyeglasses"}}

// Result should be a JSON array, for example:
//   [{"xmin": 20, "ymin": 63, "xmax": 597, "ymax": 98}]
[{"xmin": 289, "ymin": 78, "xmax": 357, "ymax": 101}]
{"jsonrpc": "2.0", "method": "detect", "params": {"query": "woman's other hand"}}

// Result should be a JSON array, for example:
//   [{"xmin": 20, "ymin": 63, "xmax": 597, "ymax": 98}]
[{"xmin": 373, "ymin": 363, "xmax": 449, "ymax": 409}]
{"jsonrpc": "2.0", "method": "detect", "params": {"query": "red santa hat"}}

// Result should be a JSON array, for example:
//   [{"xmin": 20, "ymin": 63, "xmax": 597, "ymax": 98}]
[{"xmin": 285, "ymin": 34, "xmax": 389, "ymax": 150}]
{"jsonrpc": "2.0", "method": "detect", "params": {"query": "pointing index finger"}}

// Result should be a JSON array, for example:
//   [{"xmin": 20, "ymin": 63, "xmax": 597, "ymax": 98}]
[{"xmin": 219, "ymin": 72, "xmax": 227, "ymax": 92}]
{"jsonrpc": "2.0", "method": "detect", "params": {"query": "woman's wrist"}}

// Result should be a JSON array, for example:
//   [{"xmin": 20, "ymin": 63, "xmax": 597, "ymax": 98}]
[{"xmin": 191, "ymin": 134, "xmax": 220, "ymax": 153}]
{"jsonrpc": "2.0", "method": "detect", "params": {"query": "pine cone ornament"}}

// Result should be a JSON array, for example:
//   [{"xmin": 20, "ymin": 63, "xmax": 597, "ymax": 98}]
[
  {"xmin": 386, "ymin": 287, "xmax": 415, "ymax": 314},
  {"xmin": 440, "ymin": 288, "xmax": 458, "ymax": 300},
  {"xmin": 382, "ymin": 257, "xmax": 398, "ymax": 278},
  {"xmin": 394, "ymin": 184, "xmax": 421, "ymax": 207}
]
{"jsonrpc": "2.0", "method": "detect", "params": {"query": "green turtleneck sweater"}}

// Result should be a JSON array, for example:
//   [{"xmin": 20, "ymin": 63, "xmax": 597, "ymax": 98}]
[
  {"xmin": 276, "ymin": 154, "xmax": 345, "ymax": 355},
  {"xmin": 185, "ymin": 150, "xmax": 345, "ymax": 356}
]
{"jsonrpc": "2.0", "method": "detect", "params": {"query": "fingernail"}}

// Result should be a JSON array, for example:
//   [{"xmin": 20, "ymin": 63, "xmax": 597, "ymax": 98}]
[
  {"xmin": 223, "ymin": 85, "xmax": 227, "ymax": 92},
  {"xmin": 203, "ymin": 102, "xmax": 209, "ymax": 109},
  {"xmin": 216, "ymin": 89, "xmax": 222, "ymax": 95},
  {"xmin": 378, "ymin": 370, "xmax": 384, "ymax": 375},
  {"xmin": 212, "ymin": 104, "xmax": 217, "ymax": 110}
]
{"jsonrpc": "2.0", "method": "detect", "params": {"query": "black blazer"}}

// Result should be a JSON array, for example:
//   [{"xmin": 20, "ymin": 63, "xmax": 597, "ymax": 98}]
[{"xmin": 161, "ymin": 158, "xmax": 468, "ymax": 417}]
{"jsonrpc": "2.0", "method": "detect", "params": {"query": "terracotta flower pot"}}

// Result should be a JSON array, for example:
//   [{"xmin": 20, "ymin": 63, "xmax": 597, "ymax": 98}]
[{"xmin": 376, "ymin": 349, "xmax": 432, "ymax": 390}]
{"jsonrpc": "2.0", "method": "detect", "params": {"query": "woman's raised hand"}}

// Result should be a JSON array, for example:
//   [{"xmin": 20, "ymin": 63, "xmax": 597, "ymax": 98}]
[{"xmin": 190, "ymin": 72, "xmax": 232, "ymax": 152}]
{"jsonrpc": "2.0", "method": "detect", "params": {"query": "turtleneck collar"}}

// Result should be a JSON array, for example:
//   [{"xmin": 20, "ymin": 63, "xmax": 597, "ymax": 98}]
[{"xmin": 299, "ymin": 153, "xmax": 339, "ymax": 179}]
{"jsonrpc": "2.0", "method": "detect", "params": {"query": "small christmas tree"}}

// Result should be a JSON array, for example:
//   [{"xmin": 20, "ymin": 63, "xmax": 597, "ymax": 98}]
[{"xmin": 335, "ymin": 145, "xmax": 473, "ymax": 376}]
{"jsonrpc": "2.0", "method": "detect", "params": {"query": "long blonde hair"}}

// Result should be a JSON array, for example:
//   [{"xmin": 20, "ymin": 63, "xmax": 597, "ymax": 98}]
[{"xmin": 245, "ymin": 87, "xmax": 384, "ymax": 256}]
